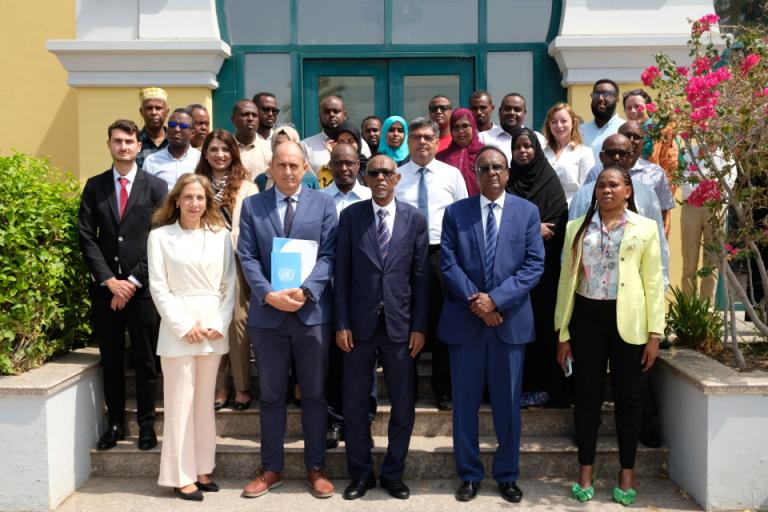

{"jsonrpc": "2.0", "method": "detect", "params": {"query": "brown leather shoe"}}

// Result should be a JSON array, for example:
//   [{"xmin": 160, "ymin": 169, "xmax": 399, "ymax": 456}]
[
  {"xmin": 307, "ymin": 467, "xmax": 334, "ymax": 498},
  {"xmin": 241, "ymin": 469, "xmax": 284, "ymax": 498}
]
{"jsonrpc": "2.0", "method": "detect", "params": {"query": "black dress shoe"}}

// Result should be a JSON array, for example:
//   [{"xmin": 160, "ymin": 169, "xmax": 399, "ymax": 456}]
[
  {"xmin": 498, "ymin": 481, "xmax": 523, "ymax": 503},
  {"xmin": 455, "ymin": 481, "xmax": 480, "ymax": 501},
  {"xmin": 380, "ymin": 478, "xmax": 410, "ymax": 499},
  {"xmin": 97, "ymin": 424, "xmax": 124, "ymax": 450},
  {"xmin": 138, "ymin": 424, "xmax": 157, "ymax": 450},
  {"xmin": 326, "ymin": 423, "xmax": 343, "ymax": 449},
  {"xmin": 343, "ymin": 475, "xmax": 376, "ymax": 500},
  {"xmin": 175, "ymin": 487, "xmax": 204, "ymax": 501},
  {"xmin": 195, "ymin": 480, "xmax": 220, "ymax": 492},
  {"xmin": 436, "ymin": 395, "xmax": 453, "ymax": 411}
]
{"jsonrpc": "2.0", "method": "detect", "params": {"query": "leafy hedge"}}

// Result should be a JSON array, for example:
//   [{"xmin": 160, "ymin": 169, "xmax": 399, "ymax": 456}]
[{"xmin": 0, "ymin": 154, "xmax": 90, "ymax": 374}]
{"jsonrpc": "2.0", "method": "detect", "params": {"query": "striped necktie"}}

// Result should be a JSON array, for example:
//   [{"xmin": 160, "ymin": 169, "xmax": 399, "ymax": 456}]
[
  {"xmin": 485, "ymin": 203, "xmax": 498, "ymax": 288},
  {"xmin": 377, "ymin": 208, "xmax": 391, "ymax": 261}
]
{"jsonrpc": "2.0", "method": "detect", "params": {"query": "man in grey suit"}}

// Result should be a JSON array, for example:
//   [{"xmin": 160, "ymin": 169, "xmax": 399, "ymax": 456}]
[{"xmin": 238, "ymin": 141, "xmax": 338, "ymax": 499}]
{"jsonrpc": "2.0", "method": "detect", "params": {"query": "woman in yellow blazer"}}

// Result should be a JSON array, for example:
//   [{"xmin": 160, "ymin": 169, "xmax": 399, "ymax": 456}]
[{"xmin": 554, "ymin": 165, "xmax": 664, "ymax": 505}]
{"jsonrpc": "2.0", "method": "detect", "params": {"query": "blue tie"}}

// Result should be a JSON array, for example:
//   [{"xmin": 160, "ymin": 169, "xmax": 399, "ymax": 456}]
[
  {"xmin": 417, "ymin": 167, "xmax": 429, "ymax": 223},
  {"xmin": 283, "ymin": 196, "xmax": 294, "ymax": 236},
  {"xmin": 485, "ymin": 203, "xmax": 498, "ymax": 288},
  {"xmin": 377, "ymin": 208, "xmax": 391, "ymax": 261}
]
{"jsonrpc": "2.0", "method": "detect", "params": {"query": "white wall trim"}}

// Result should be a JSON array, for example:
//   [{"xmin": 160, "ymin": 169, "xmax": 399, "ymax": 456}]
[
  {"xmin": 549, "ymin": 35, "xmax": 695, "ymax": 86},
  {"xmin": 47, "ymin": 39, "xmax": 231, "ymax": 89}
]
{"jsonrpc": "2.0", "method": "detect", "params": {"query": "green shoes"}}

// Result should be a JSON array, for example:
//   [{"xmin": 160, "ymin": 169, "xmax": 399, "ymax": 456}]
[
  {"xmin": 612, "ymin": 485, "xmax": 637, "ymax": 506},
  {"xmin": 570, "ymin": 482, "xmax": 595, "ymax": 502}
]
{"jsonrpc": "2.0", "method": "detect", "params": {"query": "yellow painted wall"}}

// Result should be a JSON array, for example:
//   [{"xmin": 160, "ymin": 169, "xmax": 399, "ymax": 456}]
[
  {"xmin": 568, "ymin": 82, "xmax": 683, "ymax": 292},
  {"xmin": 0, "ymin": 0, "xmax": 78, "ymax": 175},
  {"xmin": 77, "ymin": 88, "xmax": 212, "ymax": 181}
]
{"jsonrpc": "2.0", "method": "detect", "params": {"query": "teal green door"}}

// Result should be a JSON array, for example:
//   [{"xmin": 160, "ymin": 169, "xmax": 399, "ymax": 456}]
[{"xmin": 302, "ymin": 58, "xmax": 474, "ymax": 137}]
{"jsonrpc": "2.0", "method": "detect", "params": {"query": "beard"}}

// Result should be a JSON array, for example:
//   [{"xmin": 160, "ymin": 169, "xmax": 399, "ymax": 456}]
[{"xmin": 592, "ymin": 102, "xmax": 617, "ymax": 122}]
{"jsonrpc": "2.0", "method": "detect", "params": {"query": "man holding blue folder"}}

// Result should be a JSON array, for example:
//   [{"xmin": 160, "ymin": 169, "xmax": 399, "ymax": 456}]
[{"xmin": 238, "ymin": 141, "xmax": 338, "ymax": 499}]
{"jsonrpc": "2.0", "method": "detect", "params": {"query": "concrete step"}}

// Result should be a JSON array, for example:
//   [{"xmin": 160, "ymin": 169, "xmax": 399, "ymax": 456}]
[
  {"xmin": 126, "ymin": 364, "xmax": 437, "ymax": 400},
  {"xmin": 123, "ymin": 400, "xmax": 616, "ymax": 437},
  {"xmin": 91, "ymin": 435, "xmax": 666, "ymax": 479}
]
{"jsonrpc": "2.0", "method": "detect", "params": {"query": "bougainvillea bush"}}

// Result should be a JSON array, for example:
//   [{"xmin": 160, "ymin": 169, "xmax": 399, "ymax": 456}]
[
  {"xmin": 642, "ymin": 13, "xmax": 768, "ymax": 368},
  {"xmin": 0, "ymin": 154, "xmax": 90, "ymax": 374}
]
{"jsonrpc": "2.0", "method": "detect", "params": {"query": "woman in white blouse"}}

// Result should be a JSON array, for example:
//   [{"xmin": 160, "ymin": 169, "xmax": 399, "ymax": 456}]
[
  {"xmin": 148, "ymin": 173, "xmax": 236, "ymax": 501},
  {"xmin": 542, "ymin": 103, "xmax": 595, "ymax": 205}
]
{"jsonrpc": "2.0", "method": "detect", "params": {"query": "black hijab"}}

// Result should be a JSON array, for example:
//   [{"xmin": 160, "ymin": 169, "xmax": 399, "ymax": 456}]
[{"xmin": 507, "ymin": 128, "xmax": 568, "ymax": 225}]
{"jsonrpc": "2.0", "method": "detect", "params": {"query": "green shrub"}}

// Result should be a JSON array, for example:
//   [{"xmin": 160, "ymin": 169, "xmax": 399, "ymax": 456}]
[
  {"xmin": 666, "ymin": 287, "xmax": 724, "ymax": 355},
  {"xmin": 0, "ymin": 153, "xmax": 90, "ymax": 374}
]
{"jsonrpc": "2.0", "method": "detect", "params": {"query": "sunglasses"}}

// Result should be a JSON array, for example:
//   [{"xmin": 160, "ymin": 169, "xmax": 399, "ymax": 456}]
[
  {"xmin": 366, "ymin": 168, "xmax": 397, "ymax": 178},
  {"xmin": 621, "ymin": 133, "xmax": 644, "ymax": 141},
  {"xmin": 591, "ymin": 91, "xmax": 617, "ymax": 100},
  {"xmin": 476, "ymin": 164, "xmax": 508, "ymax": 174},
  {"xmin": 429, "ymin": 105, "xmax": 452, "ymax": 113},
  {"xmin": 259, "ymin": 106, "xmax": 280, "ymax": 114},
  {"xmin": 168, "ymin": 121, "xmax": 191, "ymax": 129},
  {"xmin": 602, "ymin": 149, "xmax": 631, "ymax": 157},
  {"xmin": 330, "ymin": 159, "xmax": 358, "ymax": 168}
]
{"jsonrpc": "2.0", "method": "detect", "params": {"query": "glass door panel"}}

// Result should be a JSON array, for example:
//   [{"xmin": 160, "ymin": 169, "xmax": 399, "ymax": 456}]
[
  {"xmin": 401, "ymin": 75, "xmax": 460, "ymax": 122},
  {"xmin": 389, "ymin": 59, "xmax": 475, "ymax": 121}
]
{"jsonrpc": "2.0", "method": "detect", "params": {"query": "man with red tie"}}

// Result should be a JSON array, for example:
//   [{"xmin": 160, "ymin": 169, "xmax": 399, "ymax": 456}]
[{"xmin": 78, "ymin": 119, "xmax": 168, "ymax": 451}]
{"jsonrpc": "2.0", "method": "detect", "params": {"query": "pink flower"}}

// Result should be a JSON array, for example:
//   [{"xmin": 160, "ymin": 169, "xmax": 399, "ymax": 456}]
[
  {"xmin": 646, "ymin": 102, "xmax": 658, "ymax": 114},
  {"xmin": 741, "ymin": 53, "xmax": 761, "ymax": 75},
  {"xmin": 693, "ymin": 56, "xmax": 715, "ymax": 75},
  {"xmin": 641, "ymin": 66, "xmax": 662, "ymax": 87},
  {"xmin": 676, "ymin": 66, "xmax": 690, "ymax": 77},
  {"xmin": 692, "ymin": 13, "xmax": 720, "ymax": 36},
  {"xmin": 688, "ymin": 163, "xmax": 699, "ymax": 172},
  {"xmin": 681, "ymin": 132, "xmax": 690, "ymax": 140},
  {"xmin": 674, "ymin": 107, "xmax": 682, "ymax": 114},
  {"xmin": 687, "ymin": 179, "xmax": 721, "ymax": 207}
]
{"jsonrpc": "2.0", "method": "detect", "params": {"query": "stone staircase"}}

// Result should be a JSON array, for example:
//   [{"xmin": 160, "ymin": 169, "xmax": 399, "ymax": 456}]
[{"xmin": 93, "ymin": 362, "xmax": 667, "ymax": 480}]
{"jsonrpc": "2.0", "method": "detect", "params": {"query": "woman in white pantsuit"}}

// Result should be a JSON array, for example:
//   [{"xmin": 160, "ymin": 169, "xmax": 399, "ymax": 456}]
[{"xmin": 148, "ymin": 173, "xmax": 236, "ymax": 501}]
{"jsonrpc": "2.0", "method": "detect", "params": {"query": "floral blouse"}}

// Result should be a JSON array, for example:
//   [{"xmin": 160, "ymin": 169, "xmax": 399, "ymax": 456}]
[{"xmin": 576, "ymin": 210, "xmax": 628, "ymax": 300}]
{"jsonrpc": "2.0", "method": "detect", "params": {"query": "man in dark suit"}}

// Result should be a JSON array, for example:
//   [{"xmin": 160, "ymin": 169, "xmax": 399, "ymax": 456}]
[
  {"xmin": 78, "ymin": 119, "xmax": 168, "ymax": 451},
  {"xmin": 238, "ymin": 141, "xmax": 338, "ymax": 499},
  {"xmin": 335, "ymin": 154, "xmax": 428, "ymax": 500},
  {"xmin": 439, "ymin": 146, "xmax": 545, "ymax": 503}
]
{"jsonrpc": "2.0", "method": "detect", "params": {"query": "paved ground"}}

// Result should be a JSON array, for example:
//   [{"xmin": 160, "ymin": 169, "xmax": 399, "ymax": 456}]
[{"xmin": 56, "ymin": 476, "xmax": 701, "ymax": 511}]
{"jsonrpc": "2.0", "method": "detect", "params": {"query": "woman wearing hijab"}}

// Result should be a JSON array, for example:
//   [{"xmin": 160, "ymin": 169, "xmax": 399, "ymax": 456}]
[
  {"xmin": 506, "ymin": 128, "xmax": 569, "ymax": 408},
  {"xmin": 436, "ymin": 108, "xmax": 484, "ymax": 196},
  {"xmin": 377, "ymin": 115, "xmax": 410, "ymax": 166},
  {"xmin": 316, "ymin": 120, "xmax": 369, "ymax": 188}
]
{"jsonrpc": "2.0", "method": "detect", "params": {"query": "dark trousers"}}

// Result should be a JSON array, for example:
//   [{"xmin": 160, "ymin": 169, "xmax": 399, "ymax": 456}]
[
  {"xmin": 326, "ymin": 340, "xmax": 378, "ymax": 428},
  {"xmin": 343, "ymin": 317, "xmax": 416, "ymax": 481},
  {"xmin": 249, "ymin": 315, "xmax": 330, "ymax": 472},
  {"xmin": 569, "ymin": 295, "xmax": 646, "ymax": 469},
  {"xmin": 449, "ymin": 330, "xmax": 525, "ymax": 483},
  {"xmin": 427, "ymin": 245, "xmax": 451, "ymax": 399},
  {"xmin": 92, "ymin": 288, "xmax": 158, "ymax": 427}
]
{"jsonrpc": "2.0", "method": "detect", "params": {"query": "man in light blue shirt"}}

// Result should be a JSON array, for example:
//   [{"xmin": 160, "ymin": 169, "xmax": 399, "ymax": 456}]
[
  {"xmin": 580, "ymin": 79, "xmax": 625, "ymax": 163},
  {"xmin": 322, "ymin": 144, "xmax": 372, "ymax": 215},
  {"xmin": 142, "ymin": 107, "xmax": 201, "ymax": 191}
]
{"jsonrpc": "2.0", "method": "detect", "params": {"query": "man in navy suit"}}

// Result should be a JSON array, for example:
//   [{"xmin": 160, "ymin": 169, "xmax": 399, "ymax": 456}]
[
  {"xmin": 439, "ymin": 146, "xmax": 545, "ymax": 503},
  {"xmin": 335, "ymin": 154, "xmax": 429, "ymax": 500},
  {"xmin": 238, "ymin": 141, "xmax": 338, "ymax": 499}
]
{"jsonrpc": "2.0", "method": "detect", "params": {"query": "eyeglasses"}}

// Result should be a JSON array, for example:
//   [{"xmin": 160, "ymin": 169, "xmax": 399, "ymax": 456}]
[
  {"xmin": 366, "ymin": 168, "xmax": 397, "ymax": 178},
  {"xmin": 621, "ymin": 133, "xmax": 644, "ymax": 141},
  {"xmin": 591, "ymin": 91, "xmax": 617, "ymax": 100},
  {"xmin": 429, "ymin": 105, "xmax": 452, "ymax": 113},
  {"xmin": 330, "ymin": 159, "xmax": 358, "ymax": 168},
  {"xmin": 168, "ymin": 121, "xmax": 191, "ymax": 129},
  {"xmin": 259, "ymin": 106, "xmax": 280, "ymax": 114},
  {"xmin": 476, "ymin": 164, "xmax": 508, "ymax": 174},
  {"xmin": 409, "ymin": 133, "xmax": 436, "ymax": 142},
  {"xmin": 602, "ymin": 149, "xmax": 631, "ymax": 158}
]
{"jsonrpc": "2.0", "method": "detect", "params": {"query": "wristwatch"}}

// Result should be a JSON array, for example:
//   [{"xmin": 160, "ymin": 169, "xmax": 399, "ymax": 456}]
[{"xmin": 300, "ymin": 286, "xmax": 312, "ymax": 301}]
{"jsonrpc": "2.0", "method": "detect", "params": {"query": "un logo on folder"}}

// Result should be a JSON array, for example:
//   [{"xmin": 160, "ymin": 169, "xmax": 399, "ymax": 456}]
[{"xmin": 278, "ymin": 267, "xmax": 296, "ymax": 282}]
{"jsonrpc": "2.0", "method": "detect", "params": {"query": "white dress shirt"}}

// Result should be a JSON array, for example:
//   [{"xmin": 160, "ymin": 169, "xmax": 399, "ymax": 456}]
[
  {"xmin": 300, "ymin": 131, "xmax": 371, "ymax": 174},
  {"xmin": 372, "ymin": 198, "xmax": 396, "ymax": 236},
  {"xmin": 580, "ymin": 114, "xmax": 625, "ymax": 163},
  {"xmin": 110, "ymin": 165, "xmax": 142, "ymax": 287},
  {"xmin": 142, "ymin": 146, "xmax": 201, "ymax": 192},
  {"xmin": 543, "ymin": 142, "xmax": 595, "ymax": 205},
  {"xmin": 148, "ymin": 222, "xmax": 237, "ymax": 358},
  {"xmin": 275, "ymin": 185, "xmax": 302, "ymax": 232},
  {"xmin": 479, "ymin": 125, "xmax": 546, "ymax": 165},
  {"xmin": 585, "ymin": 159, "xmax": 676, "ymax": 211},
  {"xmin": 479, "ymin": 194, "xmax": 504, "ymax": 236},
  {"xmin": 322, "ymin": 181, "xmax": 372, "ymax": 215},
  {"xmin": 395, "ymin": 159, "xmax": 468, "ymax": 245}
]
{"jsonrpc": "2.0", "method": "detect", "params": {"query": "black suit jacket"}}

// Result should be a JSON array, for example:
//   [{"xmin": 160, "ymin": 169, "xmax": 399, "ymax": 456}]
[
  {"xmin": 78, "ymin": 168, "xmax": 167, "ymax": 298},
  {"xmin": 334, "ymin": 199, "xmax": 429, "ymax": 343}
]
